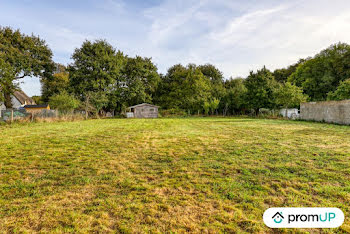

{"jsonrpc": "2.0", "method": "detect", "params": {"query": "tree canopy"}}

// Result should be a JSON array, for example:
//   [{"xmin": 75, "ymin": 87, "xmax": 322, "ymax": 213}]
[
  {"xmin": 327, "ymin": 79, "xmax": 350, "ymax": 101},
  {"xmin": 289, "ymin": 43, "xmax": 350, "ymax": 101},
  {"xmin": 244, "ymin": 67, "xmax": 278, "ymax": 114},
  {"xmin": 0, "ymin": 26, "xmax": 54, "ymax": 108},
  {"xmin": 3, "ymin": 27, "xmax": 350, "ymax": 117}
]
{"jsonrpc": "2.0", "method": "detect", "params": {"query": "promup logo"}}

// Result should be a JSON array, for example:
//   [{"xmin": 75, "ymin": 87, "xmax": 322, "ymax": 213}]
[
  {"xmin": 263, "ymin": 208, "xmax": 344, "ymax": 228},
  {"xmin": 272, "ymin": 212, "xmax": 284, "ymax": 224}
]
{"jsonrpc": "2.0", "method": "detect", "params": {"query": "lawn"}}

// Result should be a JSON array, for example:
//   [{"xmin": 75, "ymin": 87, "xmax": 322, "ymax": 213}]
[{"xmin": 0, "ymin": 118, "xmax": 349, "ymax": 233}]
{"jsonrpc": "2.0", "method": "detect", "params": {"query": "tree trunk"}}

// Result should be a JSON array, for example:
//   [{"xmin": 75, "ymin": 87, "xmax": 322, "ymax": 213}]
[
  {"xmin": 255, "ymin": 108, "xmax": 259, "ymax": 116},
  {"xmin": 4, "ymin": 91, "xmax": 13, "ymax": 109},
  {"xmin": 285, "ymin": 107, "xmax": 288, "ymax": 119}
]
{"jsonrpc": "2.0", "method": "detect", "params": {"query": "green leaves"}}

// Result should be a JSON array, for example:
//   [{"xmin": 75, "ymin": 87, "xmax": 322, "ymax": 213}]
[
  {"xmin": 68, "ymin": 40, "xmax": 123, "ymax": 97},
  {"xmin": 288, "ymin": 43, "xmax": 350, "ymax": 101},
  {"xmin": 275, "ymin": 82, "xmax": 308, "ymax": 109},
  {"xmin": 244, "ymin": 67, "xmax": 278, "ymax": 113},
  {"xmin": 0, "ymin": 26, "xmax": 53, "ymax": 108},
  {"xmin": 327, "ymin": 79, "xmax": 350, "ymax": 101},
  {"xmin": 49, "ymin": 91, "xmax": 81, "ymax": 114}
]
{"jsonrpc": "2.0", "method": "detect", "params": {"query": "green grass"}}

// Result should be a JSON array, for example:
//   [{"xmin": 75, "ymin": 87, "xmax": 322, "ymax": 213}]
[{"xmin": 0, "ymin": 118, "xmax": 350, "ymax": 233}]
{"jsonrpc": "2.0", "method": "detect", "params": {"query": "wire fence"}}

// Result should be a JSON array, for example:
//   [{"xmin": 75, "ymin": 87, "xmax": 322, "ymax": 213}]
[{"xmin": 0, "ymin": 109, "xmax": 60, "ymax": 122}]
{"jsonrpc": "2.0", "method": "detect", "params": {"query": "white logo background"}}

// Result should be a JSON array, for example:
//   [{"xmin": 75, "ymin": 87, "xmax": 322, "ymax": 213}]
[{"xmin": 263, "ymin": 208, "xmax": 344, "ymax": 228}]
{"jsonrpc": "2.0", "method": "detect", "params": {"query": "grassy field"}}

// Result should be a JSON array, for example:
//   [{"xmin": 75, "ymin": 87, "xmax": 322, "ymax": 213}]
[{"xmin": 0, "ymin": 118, "xmax": 350, "ymax": 233}]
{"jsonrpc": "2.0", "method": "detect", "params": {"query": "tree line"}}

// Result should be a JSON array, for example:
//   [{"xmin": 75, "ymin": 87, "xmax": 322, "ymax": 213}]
[{"xmin": 1, "ymin": 26, "xmax": 350, "ymax": 116}]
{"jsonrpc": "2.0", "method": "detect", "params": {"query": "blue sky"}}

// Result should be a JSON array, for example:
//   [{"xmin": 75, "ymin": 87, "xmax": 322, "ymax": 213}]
[{"xmin": 1, "ymin": 0, "xmax": 350, "ymax": 96}]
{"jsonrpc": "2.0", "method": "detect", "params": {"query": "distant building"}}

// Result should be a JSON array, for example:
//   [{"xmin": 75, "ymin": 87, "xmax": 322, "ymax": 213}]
[
  {"xmin": 127, "ymin": 103, "xmax": 158, "ymax": 118},
  {"xmin": 24, "ymin": 104, "xmax": 50, "ymax": 113},
  {"xmin": 279, "ymin": 108, "xmax": 300, "ymax": 119},
  {"xmin": 0, "ymin": 90, "xmax": 36, "ymax": 110}
]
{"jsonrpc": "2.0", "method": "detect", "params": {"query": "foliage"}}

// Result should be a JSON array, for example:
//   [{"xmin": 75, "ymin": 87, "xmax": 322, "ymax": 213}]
[
  {"xmin": 209, "ymin": 98, "xmax": 220, "ymax": 115},
  {"xmin": 203, "ymin": 101, "xmax": 210, "ymax": 115},
  {"xmin": 222, "ymin": 78, "xmax": 247, "ymax": 115},
  {"xmin": 158, "ymin": 108, "xmax": 189, "ymax": 117},
  {"xmin": 327, "ymin": 79, "xmax": 350, "ymax": 101},
  {"xmin": 68, "ymin": 40, "xmax": 124, "ymax": 97},
  {"xmin": 244, "ymin": 67, "xmax": 278, "ymax": 114},
  {"xmin": 49, "ymin": 91, "xmax": 81, "ymax": 113},
  {"xmin": 119, "ymin": 56, "xmax": 160, "ymax": 107},
  {"xmin": 155, "ymin": 64, "xmax": 212, "ymax": 114},
  {"xmin": 275, "ymin": 82, "xmax": 308, "ymax": 108},
  {"xmin": 88, "ymin": 91, "xmax": 109, "ymax": 117},
  {"xmin": 289, "ymin": 43, "xmax": 350, "ymax": 101},
  {"xmin": 41, "ymin": 64, "xmax": 70, "ymax": 102},
  {"xmin": 198, "ymin": 64, "xmax": 225, "ymax": 100},
  {"xmin": 0, "ymin": 26, "xmax": 54, "ymax": 108},
  {"xmin": 31, "ymin": 96, "xmax": 43, "ymax": 105},
  {"xmin": 273, "ymin": 59, "xmax": 307, "ymax": 83}
]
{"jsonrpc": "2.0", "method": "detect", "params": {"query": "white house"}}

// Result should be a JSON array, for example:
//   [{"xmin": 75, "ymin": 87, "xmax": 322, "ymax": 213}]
[{"xmin": 0, "ymin": 90, "xmax": 36, "ymax": 111}]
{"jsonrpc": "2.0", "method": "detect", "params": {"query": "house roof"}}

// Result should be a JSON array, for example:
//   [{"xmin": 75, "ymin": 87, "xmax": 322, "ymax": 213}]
[
  {"xmin": 13, "ymin": 90, "xmax": 36, "ymax": 105},
  {"xmin": 128, "ymin": 103, "xmax": 159, "ymax": 108},
  {"xmin": 0, "ymin": 89, "xmax": 35, "ymax": 105},
  {"xmin": 24, "ymin": 104, "xmax": 49, "ymax": 109}
]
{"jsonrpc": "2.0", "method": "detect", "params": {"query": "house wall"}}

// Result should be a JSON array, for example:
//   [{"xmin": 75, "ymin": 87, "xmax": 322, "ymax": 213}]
[
  {"xmin": 134, "ymin": 106, "xmax": 158, "ymax": 118},
  {"xmin": 300, "ymin": 100, "xmax": 350, "ymax": 125},
  {"xmin": 25, "ymin": 107, "xmax": 50, "ymax": 114},
  {"xmin": 11, "ymin": 96, "xmax": 23, "ymax": 109}
]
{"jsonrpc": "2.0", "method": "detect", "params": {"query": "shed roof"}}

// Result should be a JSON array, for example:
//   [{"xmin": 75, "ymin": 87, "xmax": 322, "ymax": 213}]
[
  {"xmin": 128, "ymin": 103, "xmax": 159, "ymax": 108},
  {"xmin": 24, "ymin": 104, "xmax": 49, "ymax": 109}
]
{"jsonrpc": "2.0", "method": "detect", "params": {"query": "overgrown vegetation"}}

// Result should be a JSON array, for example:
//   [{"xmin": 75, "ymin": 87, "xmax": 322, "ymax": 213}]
[{"xmin": 0, "ymin": 118, "xmax": 349, "ymax": 232}]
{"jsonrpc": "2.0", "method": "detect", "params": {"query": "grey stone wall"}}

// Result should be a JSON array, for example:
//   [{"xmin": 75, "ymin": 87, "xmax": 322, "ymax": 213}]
[{"xmin": 300, "ymin": 100, "xmax": 350, "ymax": 125}]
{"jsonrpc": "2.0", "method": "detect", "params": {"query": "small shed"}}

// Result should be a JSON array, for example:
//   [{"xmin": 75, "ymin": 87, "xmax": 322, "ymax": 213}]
[
  {"xmin": 279, "ymin": 108, "xmax": 300, "ymax": 119},
  {"xmin": 127, "ymin": 103, "xmax": 158, "ymax": 118},
  {"xmin": 24, "ymin": 104, "xmax": 50, "ymax": 113}
]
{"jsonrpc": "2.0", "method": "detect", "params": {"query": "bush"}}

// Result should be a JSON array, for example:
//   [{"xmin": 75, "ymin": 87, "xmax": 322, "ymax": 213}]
[
  {"xmin": 49, "ymin": 91, "xmax": 81, "ymax": 114},
  {"xmin": 159, "ymin": 108, "xmax": 189, "ymax": 117}
]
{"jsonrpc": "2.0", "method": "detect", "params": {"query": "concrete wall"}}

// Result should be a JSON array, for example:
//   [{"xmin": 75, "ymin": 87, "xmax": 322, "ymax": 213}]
[{"xmin": 300, "ymin": 100, "xmax": 350, "ymax": 125}]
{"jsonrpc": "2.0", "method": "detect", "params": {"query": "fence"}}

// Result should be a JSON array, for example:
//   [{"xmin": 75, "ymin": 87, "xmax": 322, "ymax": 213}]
[
  {"xmin": 0, "ymin": 109, "xmax": 28, "ymax": 122},
  {"xmin": 0, "ymin": 109, "xmax": 58, "ymax": 122}
]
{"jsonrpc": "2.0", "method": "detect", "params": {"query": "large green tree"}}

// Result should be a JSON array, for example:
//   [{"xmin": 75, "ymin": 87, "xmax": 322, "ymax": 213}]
[
  {"xmin": 198, "ymin": 64, "xmax": 225, "ymax": 99},
  {"xmin": 0, "ymin": 26, "xmax": 54, "ymax": 108},
  {"xmin": 288, "ymin": 43, "xmax": 350, "ymax": 101},
  {"xmin": 68, "ymin": 40, "xmax": 125, "ymax": 98},
  {"xmin": 155, "ymin": 64, "xmax": 211, "ymax": 114},
  {"xmin": 275, "ymin": 82, "xmax": 308, "ymax": 113},
  {"xmin": 222, "ymin": 78, "xmax": 247, "ymax": 115},
  {"xmin": 120, "ymin": 56, "xmax": 160, "ymax": 107},
  {"xmin": 68, "ymin": 40, "xmax": 126, "ymax": 114},
  {"xmin": 244, "ymin": 67, "xmax": 278, "ymax": 114}
]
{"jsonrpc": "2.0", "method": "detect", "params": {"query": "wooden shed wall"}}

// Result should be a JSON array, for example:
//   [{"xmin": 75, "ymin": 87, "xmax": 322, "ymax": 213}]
[{"xmin": 134, "ymin": 106, "xmax": 158, "ymax": 118}]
